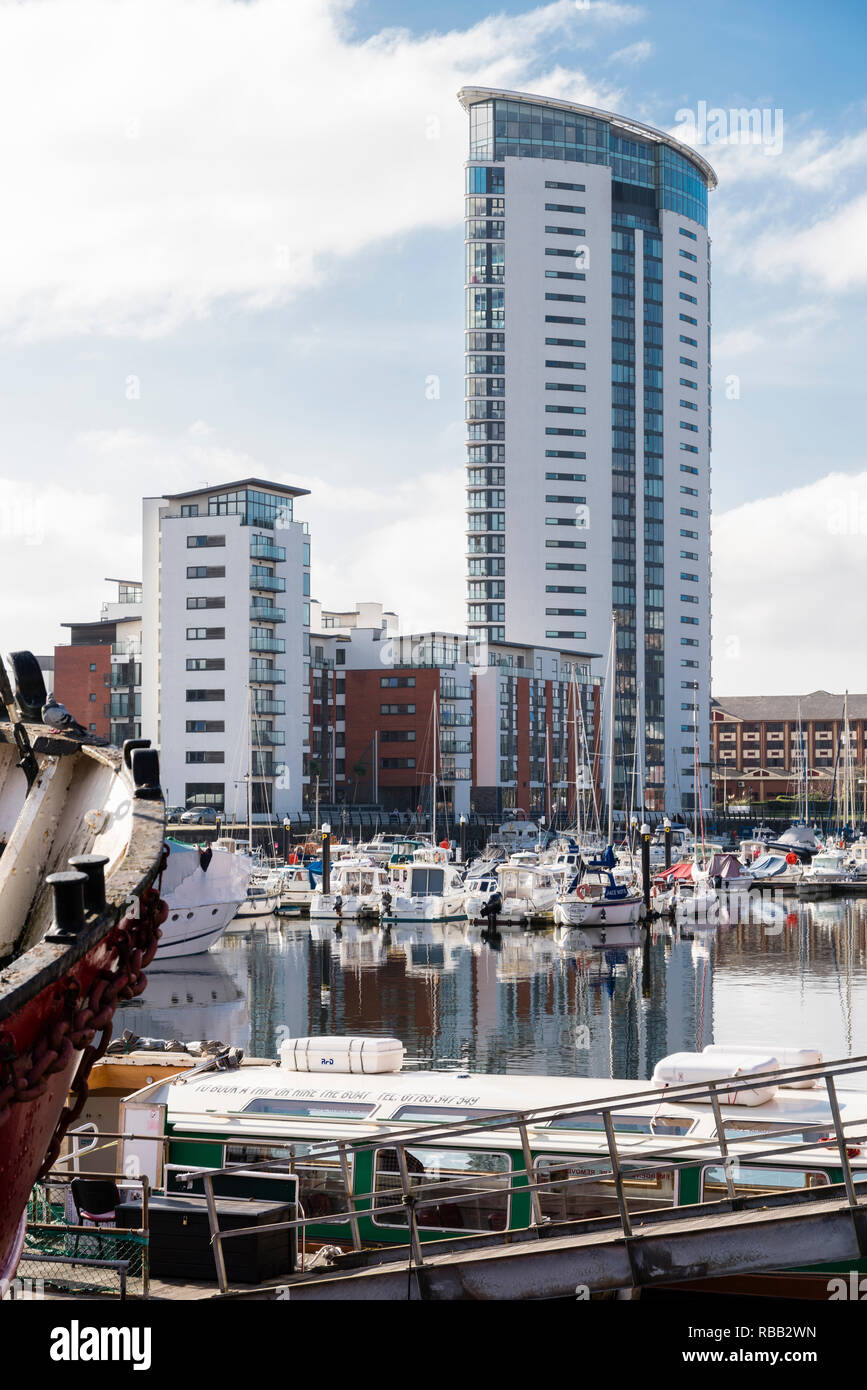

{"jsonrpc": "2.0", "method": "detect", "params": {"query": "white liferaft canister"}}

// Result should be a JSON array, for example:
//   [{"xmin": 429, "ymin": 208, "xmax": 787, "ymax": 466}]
[
  {"xmin": 652, "ymin": 1051, "xmax": 779, "ymax": 1106},
  {"xmin": 704, "ymin": 1043, "xmax": 822, "ymax": 1090},
  {"xmin": 279, "ymin": 1036, "xmax": 405, "ymax": 1074}
]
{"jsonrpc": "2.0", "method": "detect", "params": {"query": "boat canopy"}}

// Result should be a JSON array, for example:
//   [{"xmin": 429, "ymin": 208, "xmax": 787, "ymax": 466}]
[
  {"xmin": 750, "ymin": 854, "xmax": 791, "ymax": 877},
  {"xmin": 704, "ymin": 852, "xmax": 746, "ymax": 880},
  {"xmin": 655, "ymin": 861, "xmax": 695, "ymax": 882}
]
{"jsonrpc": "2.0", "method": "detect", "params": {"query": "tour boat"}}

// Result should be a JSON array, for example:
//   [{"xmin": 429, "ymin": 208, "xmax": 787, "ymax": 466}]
[
  {"xmin": 309, "ymin": 860, "xmax": 390, "ymax": 920},
  {"xmin": 159, "ymin": 838, "xmax": 251, "ymax": 955},
  {"xmin": 0, "ymin": 650, "xmax": 166, "ymax": 1295},
  {"xmin": 100, "ymin": 1032, "xmax": 867, "ymax": 1296}
]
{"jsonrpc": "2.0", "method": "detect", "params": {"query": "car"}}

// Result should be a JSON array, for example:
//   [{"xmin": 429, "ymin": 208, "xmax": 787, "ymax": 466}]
[
  {"xmin": 179, "ymin": 807, "xmax": 218, "ymax": 824},
  {"xmin": 165, "ymin": 805, "xmax": 186, "ymax": 822}
]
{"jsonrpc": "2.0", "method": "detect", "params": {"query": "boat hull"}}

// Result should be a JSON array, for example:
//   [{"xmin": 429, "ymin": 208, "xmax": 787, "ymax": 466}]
[
  {"xmin": 157, "ymin": 900, "xmax": 241, "ymax": 957},
  {"xmin": 553, "ymin": 896, "xmax": 642, "ymax": 927}
]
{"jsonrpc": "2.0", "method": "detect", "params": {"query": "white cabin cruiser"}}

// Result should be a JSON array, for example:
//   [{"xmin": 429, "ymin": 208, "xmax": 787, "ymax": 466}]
[
  {"xmin": 463, "ymin": 871, "xmax": 501, "ymax": 923},
  {"xmin": 309, "ymin": 860, "xmax": 389, "ymax": 920},
  {"xmin": 491, "ymin": 862, "xmax": 559, "ymax": 924},
  {"xmin": 382, "ymin": 862, "xmax": 466, "ymax": 922},
  {"xmin": 553, "ymin": 866, "xmax": 643, "ymax": 928}
]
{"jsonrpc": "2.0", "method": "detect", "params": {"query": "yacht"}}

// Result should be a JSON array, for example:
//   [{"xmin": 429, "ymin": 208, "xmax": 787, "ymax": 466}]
[
  {"xmin": 160, "ymin": 838, "xmax": 252, "ymax": 955},
  {"xmin": 490, "ymin": 861, "xmax": 559, "ymax": 924},
  {"xmin": 553, "ymin": 866, "xmax": 643, "ymax": 928},
  {"xmin": 382, "ymin": 861, "xmax": 466, "ymax": 922},
  {"xmin": 309, "ymin": 859, "xmax": 390, "ymax": 920}
]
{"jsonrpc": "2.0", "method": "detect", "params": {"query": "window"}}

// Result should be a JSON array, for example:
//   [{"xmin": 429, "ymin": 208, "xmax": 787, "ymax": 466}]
[
  {"xmin": 545, "ymin": 226, "xmax": 585, "ymax": 237},
  {"xmin": 681, "ymin": 549, "xmax": 698, "ymax": 560},
  {"xmin": 186, "ymin": 689, "xmax": 225, "ymax": 702},
  {"xmin": 89, "ymin": 692, "xmax": 96, "ymax": 702},
  {"xmin": 545, "ymin": 180, "xmax": 586, "ymax": 191},
  {"xmin": 680, "ymin": 399, "xmax": 698, "ymax": 411},
  {"xmin": 545, "ymin": 360, "xmax": 585, "ymax": 370},
  {"xmin": 380, "ymin": 676, "xmax": 416, "ymax": 688},
  {"xmin": 680, "ymin": 443, "xmax": 699, "ymax": 453},
  {"xmin": 185, "ymin": 658, "xmax": 224, "ymax": 671},
  {"xmin": 546, "ymin": 495, "xmax": 584, "ymax": 504},
  {"xmin": 180, "ymin": 504, "xmax": 199, "ymax": 517},
  {"xmin": 186, "ymin": 750, "xmax": 224, "ymax": 764},
  {"xmin": 534, "ymin": 1156, "xmax": 677, "ymax": 1223},
  {"xmin": 186, "ymin": 595, "xmax": 225, "ymax": 609},
  {"xmin": 681, "ymin": 528, "xmax": 698, "ymax": 538},
  {"xmin": 380, "ymin": 730, "xmax": 416, "ymax": 742},
  {"xmin": 545, "ymin": 471, "xmax": 586, "ymax": 480},
  {"xmin": 680, "ymin": 248, "xmax": 697, "ymax": 262},
  {"xmin": 88, "ymin": 662, "xmax": 96, "ymax": 672},
  {"xmin": 681, "ymin": 615, "xmax": 699, "ymax": 624},
  {"xmin": 187, "ymin": 565, "xmax": 226, "ymax": 579},
  {"xmin": 681, "ymin": 464, "xmax": 698, "ymax": 475},
  {"xmin": 373, "ymin": 1146, "xmax": 511, "ymax": 1232},
  {"xmin": 681, "ymin": 572, "xmax": 698, "ymax": 582},
  {"xmin": 186, "ymin": 627, "xmax": 225, "ymax": 640},
  {"xmin": 680, "ymin": 486, "xmax": 698, "ymax": 496},
  {"xmin": 546, "ymin": 382, "xmax": 585, "ymax": 392},
  {"xmin": 679, "ymin": 313, "xmax": 697, "ymax": 325},
  {"xmin": 545, "ymin": 338, "xmax": 585, "ymax": 348},
  {"xmin": 545, "ymin": 427, "xmax": 585, "ymax": 436},
  {"xmin": 186, "ymin": 720, "xmax": 225, "ymax": 733},
  {"xmin": 185, "ymin": 782, "xmax": 224, "ymax": 808},
  {"xmin": 679, "ymin": 270, "xmax": 698, "ymax": 283},
  {"xmin": 545, "ymin": 314, "xmax": 586, "ymax": 324},
  {"xmin": 680, "ymin": 334, "xmax": 698, "ymax": 347},
  {"xmin": 680, "ymin": 507, "xmax": 698, "ymax": 517},
  {"xmin": 381, "ymin": 703, "xmax": 416, "ymax": 715},
  {"xmin": 187, "ymin": 534, "xmax": 225, "ymax": 548},
  {"xmin": 680, "ymin": 227, "xmax": 697, "ymax": 240},
  {"xmin": 681, "ymin": 421, "xmax": 699, "ymax": 432},
  {"xmin": 380, "ymin": 757, "xmax": 416, "ymax": 769},
  {"xmin": 680, "ymin": 374, "xmax": 698, "ymax": 385},
  {"xmin": 545, "ymin": 293, "xmax": 586, "ymax": 303},
  {"xmin": 700, "ymin": 1165, "xmax": 829, "ymax": 1201},
  {"xmin": 545, "ymin": 270, "xmax": 585, "ymax": 281},
  {"xmin": 545, "ymin": 203, "xmax": 585, "ymax": 214},
  {"xmin": 336, "ymin": 649, "xmax": 346, "ymax": 665},
  {"xmin": 681, "ymin": 593, "xmax": 699, "ymax": 603}
]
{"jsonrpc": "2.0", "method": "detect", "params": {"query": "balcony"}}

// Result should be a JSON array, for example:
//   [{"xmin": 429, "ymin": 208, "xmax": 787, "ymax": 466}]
[
  {"xmin": 255, "ymin": 729, "xmax": 286, "ymax": 746},
  {"xmin": 249, "ymin": 571, "xmax": 286, "ymax": 593},
  {"xmin": 250, "ymin": 603, "xmax": 286, "ymax": 623},
  {"xmin": 252, "ymin": 754, "xmax": 277, "ymax": 778},
  {"xmin": 250, "ymin": 633, "xmax": 286, "ymax": 654},
  {"xmin": 250, "ymin": 537, "xmax": 286, "ymax": 562},
  {"xmin": 104, "ymin": 664, "xmax": 141, "ymax": 688},
  {"xmin": 441, "ymin": 739, "xmax": 471, "ymax": 755},
  {"xmin": 111, "ymin": 641, "xmax": 141, "ymax": 659},
  {"xmin": 249, "ymin": 664, "xmax": 286, "ymax": 684},
  {"xmin": 252, "ymin": 695, "xmax": 286, "ymax": 715}
]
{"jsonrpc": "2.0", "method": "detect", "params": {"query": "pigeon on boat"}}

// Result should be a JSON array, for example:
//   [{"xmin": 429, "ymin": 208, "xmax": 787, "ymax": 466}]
[{"xmin": 41, "ymin": 691, "xmax": 91, "ymax": 738}]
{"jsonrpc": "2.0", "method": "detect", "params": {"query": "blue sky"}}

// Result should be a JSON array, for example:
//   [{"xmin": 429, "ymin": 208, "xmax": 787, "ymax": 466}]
[{"xmin": 1, "ymin": 0, "xmax": 866, "ymax": 695}]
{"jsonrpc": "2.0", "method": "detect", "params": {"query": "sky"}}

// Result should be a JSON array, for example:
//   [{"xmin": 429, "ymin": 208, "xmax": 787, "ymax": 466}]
[{"xmin": 0, "ymin": 0, "xmax": 866, "ymax": 696}]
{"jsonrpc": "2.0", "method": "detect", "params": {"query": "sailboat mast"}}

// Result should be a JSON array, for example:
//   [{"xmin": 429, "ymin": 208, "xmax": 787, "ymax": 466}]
[
  {"xmin": 432, "ymin": 690, "xmax": 438, "ymax": 845},
  {"xmin": 607, "ymin": 611, "xmax": 616, "ymax": 847},
  {"xmin": 572, "ymin": 673, "xmax": 582, "ymax": 841},
  {"xmin": 247, "ymin": 684, "xmax": 253, "ymax": 853}
]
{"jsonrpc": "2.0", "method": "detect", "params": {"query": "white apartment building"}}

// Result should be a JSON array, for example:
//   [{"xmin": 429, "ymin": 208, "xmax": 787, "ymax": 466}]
[
  {"xmin": 141, "ymin": 478, "xmax": 311, "ymax": 818},
  {"xmin": 460, "ymin": 87, "xmax": 715, "ymax": 814}
]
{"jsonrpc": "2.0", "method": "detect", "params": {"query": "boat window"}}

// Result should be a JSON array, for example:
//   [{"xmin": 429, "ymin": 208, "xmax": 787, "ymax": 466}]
[
  {"xmin": 373, "ymin": 1145, "xmax": 511, "ymax": 1232},
  {"xmin": 240, "ymin": 1098, "xmax": 376, "ymax": 1119},
  {"xmin": 546, "ymin": 1111, "xmax": 695, "ymax": 1136},
  {"xmin": 701, "ymin": 1164, "xmax": 830, "ymax": 1200},
  {"xmin": 390, "ymin": 1105, "xmax": 505, "ymax": 1124},
  {"xmin": 534, "ymin": 1156, "xmax": 677, "ymax": 1221},
  {"xmin": 410, "ymin": 867, "xmax": 445, "ymax": 895},
  {"xmin": 225, "ymin": 1140, "xmax": 354, "ymax": 1224}
]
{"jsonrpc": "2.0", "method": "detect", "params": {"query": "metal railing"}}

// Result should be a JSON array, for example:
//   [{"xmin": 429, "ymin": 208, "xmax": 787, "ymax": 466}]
[{"xmin": 168, "ymin": 1052, "xmax": 867, "ymax": 1293}]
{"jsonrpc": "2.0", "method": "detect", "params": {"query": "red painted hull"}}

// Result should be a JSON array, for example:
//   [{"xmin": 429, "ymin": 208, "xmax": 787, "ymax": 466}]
[{"xmin": 0, "ymin": 932, "xmax": 121, "ymax": 1287}]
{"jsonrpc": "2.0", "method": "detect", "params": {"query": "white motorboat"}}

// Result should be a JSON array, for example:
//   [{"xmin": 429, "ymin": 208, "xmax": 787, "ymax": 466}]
[
  {"xmin": 553, "ymin": 867, "xmax": 643, "ymax": 928},
  {"xmin": 491, "ymin": 861, "xmax": 559, "ymax": 924},
  {"xmin": 159, "ymin": 838, "xmax": 251, "ymax": 957},
  {"xmin": 275, "ymin": 861, "xmax": 320, "ymax": 910},
  {"xmin": 235, "ymin": 867, "xmax": 282, "ymax": 919},
  {"xmin": 309, "ymin": 860, "xmax": 390, "ymax": 920},
  {"xmin": 382, "ymin": 862, "xmax": 466, "ymax": 922},
  {"xmin": 463, "ymin": 871, "xmax": 501, "ymax": 922}
]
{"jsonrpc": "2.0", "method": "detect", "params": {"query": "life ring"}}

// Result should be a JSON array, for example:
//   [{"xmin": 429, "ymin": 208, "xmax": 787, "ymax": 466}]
[
  {"xmin": 785, "ymin": 852, "xmax": 798, "ymax": 865},
  {"xmin": 574, "ymin": 884, "xmax": 589, "ymax": 899}
]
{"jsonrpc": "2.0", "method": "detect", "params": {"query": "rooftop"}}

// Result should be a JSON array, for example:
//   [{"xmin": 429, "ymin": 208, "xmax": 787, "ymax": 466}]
[
  {"xmin": 158, "ymin": 476, "xmax": 310, "ymax": 502},
  {"xmin": 713, "ymin": 692, "xmax": 867, "ymax": 722},
  {"xmin": 457, "ymin": 85, "xmax": 718, "ymax": 189}
]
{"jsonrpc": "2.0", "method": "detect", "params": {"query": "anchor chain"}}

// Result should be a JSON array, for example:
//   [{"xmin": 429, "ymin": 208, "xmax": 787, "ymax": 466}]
[{"xmin": 0, "ymin": 881, "xmax": 168, "ymax": 1179}]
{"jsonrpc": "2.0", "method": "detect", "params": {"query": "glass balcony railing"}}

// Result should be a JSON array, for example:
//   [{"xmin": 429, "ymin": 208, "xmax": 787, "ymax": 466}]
[
  {"xmin": 250, "ymin": 633, "xmax": 286, "ymax": 654},
  {"xmin": 252, "ymin": 695, "xmax": 286, "ymax": 715},
  {"xmin": 111, "ymin": 641, "xmax": 141, "ymax": 659},
  {"xmin": 249, "ymin": 664, "xmax": 285, "ymax": 684},
  {"xmin": 104, "ymin": 664, "xmax": 141, "ymax": 688},
  {"xmin": 256, "ymin": 730, "xmax": 286, "ymax": 746},
  {"xmin": 249, "ymin": 571, "xmax": 286, "ymax": 592},
  {"xmin": 250, "ymin": 603, "xmax": 286, "ymax": 623},
  {"xmin": 252, "ymin": 754, "xmax": 277, "ymax": 778},
  {"xmin": 250, "ymin": 538, "xmax": 286, "ymax": 562}
]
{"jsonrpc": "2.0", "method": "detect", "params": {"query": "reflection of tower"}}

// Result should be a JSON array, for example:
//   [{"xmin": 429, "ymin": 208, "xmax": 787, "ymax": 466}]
[{"xmin": 115, "ymin": 954, "xmax": 247, "ymax": 1047}]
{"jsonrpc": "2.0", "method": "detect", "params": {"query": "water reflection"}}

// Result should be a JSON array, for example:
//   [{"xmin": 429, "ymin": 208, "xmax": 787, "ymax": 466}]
[{"xmin": 120, "ymin": 896, "xmax": 867, "ymax": 1083}]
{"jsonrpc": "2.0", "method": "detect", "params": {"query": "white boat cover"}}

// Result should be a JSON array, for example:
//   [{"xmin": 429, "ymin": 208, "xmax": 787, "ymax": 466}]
[
  {"xmin": 279, "ymin": 1035, "xmax": 405, "ymax": 1074},
  {"xmin": 652, "ymin": 1050, "xmax": 779, "ymax": 1105},
  {"xmin": 162, "ymin": 839, "xmax": 252, "ymax": 908}
]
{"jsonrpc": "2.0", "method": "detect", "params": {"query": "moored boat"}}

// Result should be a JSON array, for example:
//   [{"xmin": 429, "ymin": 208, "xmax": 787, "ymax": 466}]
[{"xmin": 0, "ymin": 651, "xmax": 167, "ymax": 1294}]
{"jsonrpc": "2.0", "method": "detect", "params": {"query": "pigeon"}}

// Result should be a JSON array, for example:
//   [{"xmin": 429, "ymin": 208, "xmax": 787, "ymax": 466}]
[{"xmin": 42, "ymin": 691, "xmax": 90, "ymax": 738}]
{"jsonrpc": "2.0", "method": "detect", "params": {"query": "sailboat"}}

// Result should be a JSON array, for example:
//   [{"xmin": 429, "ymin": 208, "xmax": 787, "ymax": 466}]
[
  {"xmin": 234, "ymin": 686, "xmax": 281, "ymax": 918},
  {"xmin": 554, "ymin": 614, "xmax": 643, "ymax": 928}
]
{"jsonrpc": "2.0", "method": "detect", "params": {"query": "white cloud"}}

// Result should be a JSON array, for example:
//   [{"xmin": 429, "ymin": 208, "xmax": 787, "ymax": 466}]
[
  {"xmin": 0, "ymin": 0, "xmax": 633, "ymax": 340},
  {"xmin": 713, "ymin": 471, "xmax": 867, "ymax": 695},
  {"xmin": 608, "ymin": 39, "xmax": 652, "ymax": 65},
  {"xmin": 751, "ymin": 192, "xmax": 867, "ymax": 290}
]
